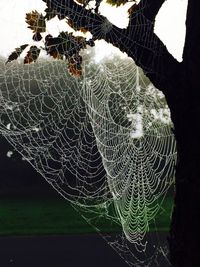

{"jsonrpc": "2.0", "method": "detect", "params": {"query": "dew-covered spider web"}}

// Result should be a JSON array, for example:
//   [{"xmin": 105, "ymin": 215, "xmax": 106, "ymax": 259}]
[{"xmin": 0, "ymin": 0, "xmax": 177, "ymax": 266}]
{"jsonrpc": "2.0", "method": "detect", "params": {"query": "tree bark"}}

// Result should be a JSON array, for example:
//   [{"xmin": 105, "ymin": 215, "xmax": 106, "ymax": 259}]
[{"xmin": 168, "ymin": 1, "xmax": 200, "ymax": 266}]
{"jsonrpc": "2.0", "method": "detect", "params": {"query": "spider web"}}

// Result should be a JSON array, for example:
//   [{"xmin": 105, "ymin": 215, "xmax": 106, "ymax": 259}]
[{"xmin": 0, "ymin": 1, "xmax": 177, "ymax": 266}]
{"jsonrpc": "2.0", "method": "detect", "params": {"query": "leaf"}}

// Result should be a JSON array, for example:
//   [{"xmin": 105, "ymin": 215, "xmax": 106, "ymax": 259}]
[
  {"xmin": 57, "ymin": 14, "xmax": 66, "ymax": 20},
  {"xmin": 33, "ymin": 32, "xmax": 42, "ymax": 42},
  {"xmin": 44, "ymin": 8, "xmax": 56, "ymax": 21},
  {"xmin": 74, "ymin": 36, "xmax": 87, "ymax": 49},
  {"xmin": 86, "ymin": 39, "xmax": 95, "ymax": 47},
  {"xmin": 106, "ymin": 0, "xmax": 128, "ymax": 7},
  {"xmin": 26, "ymin": 11, "xmax": 46, "ymax": 33},
  {"xmin": 24, "ymin": 46, "xmax": 41, "ymax": 64},
  {"xmin": 80, "ymin": 27, "xmax": 88, "ymax": 33},
  {"xmin": 45, "ymin": 34, "xmax": 68, "ymax": 58},
  {"xmin": 67, "ymin": 19, "xmax": 88, "ymax": 33},
  {"xmin": 44, "ymin": 32, "xmax": 95, "ymax": 76},
  {"xmin": 49, "ymin": 51, "xmax": 64, "ymax": 60},
  {"xmin": 45, "ymin": 32, "xmax": 86, "ymax": 58},
  {"xmin": 67, "ymin": 19, "xmax": 79, "ymax": 31},
  {"xmin": 68, "ymin": 64, "xmax": 82, "ymax": 77},
  {"xmin": 68, "ymin": 55, "xmax": 83, "ymax": 77},
  {"xmin": 6, "ymin": 44, "xmax": 29, "ymax": 64}
]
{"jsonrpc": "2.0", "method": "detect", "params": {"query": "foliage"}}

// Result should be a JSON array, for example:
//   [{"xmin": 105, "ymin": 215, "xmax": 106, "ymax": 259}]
[
  {"xmin": 6, "ymin": 6, "xmax": 95, "ymax": 77},
  {"xmin": 24, "ymin": 46, "xmax": 41, "ymax": 64},
  {"xmin": 0, "ymin": 196, "xmax": 172, "ymax": 236},
  {"xmin": 106, "ymin": 0, "xmax": 129, "ymax": 7},
  {"xmin": 6, "ymin": 45, "xmax": 28, "ymax": 64},
  {"xmin": 6, "ymin": 0, "xmax": 138, "ymax": 76},
  {"xmin": 25, "ymin": 10, "xmax": 46, "ymax": 33}
]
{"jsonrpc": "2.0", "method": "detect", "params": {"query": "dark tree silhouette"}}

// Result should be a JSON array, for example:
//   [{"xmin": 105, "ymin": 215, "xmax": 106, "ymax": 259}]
[
  {"xmin": 43, "ymin": 1, "xmax": 200, "ymax": 266},
  {"xmin": 8, "ymin": 0, "xmax": 200, "ymax": 265}
]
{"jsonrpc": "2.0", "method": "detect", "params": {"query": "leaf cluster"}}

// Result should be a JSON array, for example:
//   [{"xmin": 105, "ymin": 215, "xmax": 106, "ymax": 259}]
[
  {"xmin": 7, "ymin": 12, "xmax": 95, "ymax": 77},
  {"xmin": 6, "ymin": 0, "xmax": 137, "ymax": 76},
  {"xmin": 6, "ymin": 44, "xmax": 28, "ymax": 64},
  {"xmin": 45, "ymin": 32, "xmax": 94, "ymax": 76},
  {"xmin": 24, "ymin": 46, "xmax": 41, "ymax": 64},
  {"xmin": 25, "ymin": 10, "xmax": 46, "ymax": 33}
]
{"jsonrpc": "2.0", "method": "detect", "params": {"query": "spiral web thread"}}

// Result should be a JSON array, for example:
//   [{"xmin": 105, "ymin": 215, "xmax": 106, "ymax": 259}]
[{"xmin": 0, "ymin": 0, "xmax": 177, "ymax": 266}]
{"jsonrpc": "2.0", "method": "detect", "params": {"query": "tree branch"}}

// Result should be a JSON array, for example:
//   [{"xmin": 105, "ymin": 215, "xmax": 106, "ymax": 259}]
[
  {"xmin": 43, "ymin": 0, "xmax": 180, "ymax": 89},
  {"xmin": 130, "ymin": 0, "xmax": 165, "ymax": 23},
  {"xmin": 182, "ymin": 1, "xmax": 200, "ymax": 87}
]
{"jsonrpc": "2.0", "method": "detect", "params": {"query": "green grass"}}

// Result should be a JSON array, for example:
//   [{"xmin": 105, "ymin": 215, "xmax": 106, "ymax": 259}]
[{"xmin": 0, "ymin": 196, "xmax": 174, "ymax": 236}]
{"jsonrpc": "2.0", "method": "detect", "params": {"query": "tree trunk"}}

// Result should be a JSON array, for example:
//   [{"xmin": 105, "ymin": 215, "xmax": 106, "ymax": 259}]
[
  {"xmin": 167, "ymin": 1, "xmax": 200, "ymax": 266},
  {"xmin": 168, "ymin": 84, "xmax": 200, "ymax": 266},
  {"xmin": 39, "ymin": 0, "xmax": 200, "ymax": 265}
]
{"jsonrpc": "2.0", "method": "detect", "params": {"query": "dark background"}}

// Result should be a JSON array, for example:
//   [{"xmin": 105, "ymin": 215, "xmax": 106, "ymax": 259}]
[{"xmin": 0, "ymin": 135, "xmax": 128, "ymax": 267}]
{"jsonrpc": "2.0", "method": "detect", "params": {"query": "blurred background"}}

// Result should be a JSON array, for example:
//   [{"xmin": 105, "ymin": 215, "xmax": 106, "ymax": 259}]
[{"xmin": 0, "ymin": 135, "xmax": 131, "ymax": 267}]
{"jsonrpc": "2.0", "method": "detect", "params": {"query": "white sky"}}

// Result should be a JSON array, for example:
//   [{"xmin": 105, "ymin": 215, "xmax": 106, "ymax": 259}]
[{"xmin": 0, "ymin": 0, "xmax": 188, "ymax": 62}]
